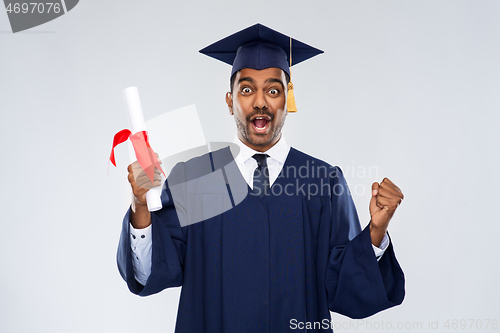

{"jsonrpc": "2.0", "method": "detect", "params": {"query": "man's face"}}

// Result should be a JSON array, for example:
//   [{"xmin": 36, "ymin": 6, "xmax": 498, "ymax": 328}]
[{"xmin": 226, "ymin": 67, "xmax": 288, "ymax": 152}]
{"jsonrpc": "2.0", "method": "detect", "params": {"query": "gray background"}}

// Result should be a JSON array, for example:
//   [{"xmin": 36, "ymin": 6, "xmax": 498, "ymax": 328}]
[{"xmin": 1, "ymin": 0, "xmax": 499, "ymax": 332}]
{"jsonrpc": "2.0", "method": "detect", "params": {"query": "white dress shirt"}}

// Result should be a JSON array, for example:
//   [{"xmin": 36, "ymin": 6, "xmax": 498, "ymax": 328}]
[
  {"xmin": 129, "ymin": 135, "xmax": 389, "ymax": 285},
  {"xmin": 233, "ymin": 134, "xmax": 290, "ymax": 190}
]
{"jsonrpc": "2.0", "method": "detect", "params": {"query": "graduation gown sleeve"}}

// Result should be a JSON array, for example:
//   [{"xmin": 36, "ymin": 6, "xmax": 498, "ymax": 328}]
[
  {"xmin": 117, "ymin": 182, "xmax": 187, "ymax": 296},
  {"xmin": 325, "ymin": 167, "xmax": 405, "ymax": 319}
]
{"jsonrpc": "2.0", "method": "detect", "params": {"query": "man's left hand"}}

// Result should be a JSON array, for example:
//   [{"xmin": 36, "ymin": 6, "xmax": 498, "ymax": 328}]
[{"xmin": 369, "ymin": 178, "xmax": 404, "ymax": 247}]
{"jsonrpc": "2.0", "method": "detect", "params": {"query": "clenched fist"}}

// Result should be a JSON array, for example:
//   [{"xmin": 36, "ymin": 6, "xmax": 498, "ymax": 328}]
[
  {"xmin": 127, "ymin": 153, "xmax": 163, "ymax": 207},
  {"xmin": 369, "ymin": 178, "xmax": 404, "ymax": 247}
]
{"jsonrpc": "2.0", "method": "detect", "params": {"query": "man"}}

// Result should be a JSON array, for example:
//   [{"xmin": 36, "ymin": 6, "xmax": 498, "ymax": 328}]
[{"xmin": 117, "ymin": 23, "xmax": 405, "ymax": 332}]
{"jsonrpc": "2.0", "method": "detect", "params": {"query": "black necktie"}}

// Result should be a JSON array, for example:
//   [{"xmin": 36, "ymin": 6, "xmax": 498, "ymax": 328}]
[{"xmin": 252, "ymin": 154, "xmax": 269, "ymax": 197}]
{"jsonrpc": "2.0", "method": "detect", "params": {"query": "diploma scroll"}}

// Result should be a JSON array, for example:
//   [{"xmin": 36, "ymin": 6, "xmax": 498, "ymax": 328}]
[{"xmin": 123, "ymin": 87, "xmax": 163, "ymax": 212}]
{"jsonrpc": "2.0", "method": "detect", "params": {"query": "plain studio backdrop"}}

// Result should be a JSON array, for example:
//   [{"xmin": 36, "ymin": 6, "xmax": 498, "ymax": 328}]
[{"xmin": 1, "ymin": 1, "xmax": 499, "ymax": 332}]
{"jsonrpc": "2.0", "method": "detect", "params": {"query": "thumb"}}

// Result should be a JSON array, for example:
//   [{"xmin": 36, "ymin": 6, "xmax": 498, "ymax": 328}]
[{"xmin": 370, "ymin": 182, "xmax": 380, "ymax": 212}]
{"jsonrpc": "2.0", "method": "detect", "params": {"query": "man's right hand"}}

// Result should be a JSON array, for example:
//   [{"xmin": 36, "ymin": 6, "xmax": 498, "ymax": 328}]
[
  {"xmin": 127, "ymin": 153, "xmax": 162, "ymax": 229},
  {"xmin": 127, "ymin": 154, "xmax": 163, "ymax": 206}
]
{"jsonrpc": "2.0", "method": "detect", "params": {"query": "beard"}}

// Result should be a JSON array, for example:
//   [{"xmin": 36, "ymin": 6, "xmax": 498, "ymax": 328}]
[{"xmin": 235, "ymin": 108, "xmax": 286, "ymax": 147}]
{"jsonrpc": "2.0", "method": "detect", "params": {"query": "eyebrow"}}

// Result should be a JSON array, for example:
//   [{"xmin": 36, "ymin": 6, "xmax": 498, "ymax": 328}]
[
  {"xmin": 238, "ymin": 77, "xmax": 284, "ymax": 89},
  {"xmin": 265, "ymin": 78, "xmax": 285, "ymax": 90},
  {"xmin": 238, "ymin": 77, "xmax": 254, "ymax": 84}
]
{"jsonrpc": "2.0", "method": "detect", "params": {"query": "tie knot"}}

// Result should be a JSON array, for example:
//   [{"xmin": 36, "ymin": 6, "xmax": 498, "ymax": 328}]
[{"xmin": 252, "ymin": 153, "xmax": 268, "ymax": 168}]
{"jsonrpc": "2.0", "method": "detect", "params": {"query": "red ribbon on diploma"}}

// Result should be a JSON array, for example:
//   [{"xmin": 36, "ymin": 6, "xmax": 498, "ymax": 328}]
[{"xmin": 109, "ymin": 129, "xmax": 165, "ymax": 183}]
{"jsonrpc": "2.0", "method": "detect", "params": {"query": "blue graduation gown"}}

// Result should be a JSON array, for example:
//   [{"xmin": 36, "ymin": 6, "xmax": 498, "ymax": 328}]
[{"xmin": 117, "ymin": 147, "xmax": 405, "ymax": 332}]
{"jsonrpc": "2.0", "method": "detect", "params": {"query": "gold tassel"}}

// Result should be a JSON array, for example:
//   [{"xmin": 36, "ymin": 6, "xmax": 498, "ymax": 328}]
[
  {"xmin": 287, "ymin": 37, "xmax": 297, "ymax": 113},
  {"xmin": 287, "ymin": 82, "xmax": 297, "ymax": 112}
]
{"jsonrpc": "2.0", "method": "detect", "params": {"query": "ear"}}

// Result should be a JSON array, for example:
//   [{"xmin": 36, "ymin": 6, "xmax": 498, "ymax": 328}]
[{"xmin": 225, "ymin": 92, "xmax": 233, "ymax": 115}]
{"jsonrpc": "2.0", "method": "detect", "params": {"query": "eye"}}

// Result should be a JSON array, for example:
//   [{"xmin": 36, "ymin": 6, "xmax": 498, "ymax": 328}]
[
  {"xmin": 268, "ymin": 88, "xmax": 279, "ymax": 95},
  {"xmin": 241, "ymin": 87, "xmax": 252, "ymax": 94}
]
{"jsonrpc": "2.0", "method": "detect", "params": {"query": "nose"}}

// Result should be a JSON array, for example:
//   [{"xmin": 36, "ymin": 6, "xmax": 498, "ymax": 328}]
[{"xmin": 253, "ymin": 89, "xmax": 267, "ymax": 110}]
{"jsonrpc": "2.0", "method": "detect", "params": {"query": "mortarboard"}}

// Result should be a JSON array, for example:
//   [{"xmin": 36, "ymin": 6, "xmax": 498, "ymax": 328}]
[{"xmin": 199, "ymin": 23, "xmax": 323, "ymax": 112}]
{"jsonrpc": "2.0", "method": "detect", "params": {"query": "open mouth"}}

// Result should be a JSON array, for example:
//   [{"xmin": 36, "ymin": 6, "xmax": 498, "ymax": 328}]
[{"xmin": 251, "ymin": 116, "xmax": 270, "ymax": 133}]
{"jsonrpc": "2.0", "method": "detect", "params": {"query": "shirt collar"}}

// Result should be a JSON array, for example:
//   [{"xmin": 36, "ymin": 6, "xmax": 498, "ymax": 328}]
[{"xmin": 233, "ymin": 134, "xmax": 290, "ymax": 165}]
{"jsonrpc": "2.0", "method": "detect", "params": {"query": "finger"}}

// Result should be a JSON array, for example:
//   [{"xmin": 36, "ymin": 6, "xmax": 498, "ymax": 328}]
[
  {"xmin": 375, "ymin": 197, "xmax": 386, "ymax": 209},
  {"xmin": 132, "ymin": 165, "xmax": 162, "ymax": 188},
  {"xmin": 380, "ymin": 181, "xmax": 404, "ymax": 201},
  {"xmin": 136, "ymin": 170, "xmax": 162, "ymax": 182},
  {"xmin": 371, "ymin": 183, "xmax": 386, "ymax": 210},
  {"xmin": 127, "ymin": 172, "xmax": 137, "ymax": 186},
  {"xmin": 135, "ymin": 165, "xmax": 161, "ymax": 174},
  {"xmin": 370, "ymin": 194, "xmax": 378, "ymax": 210},
  {"xmin": 377, "ymin": 193, "xmax": 402, "ymax": 209},
  {"xmin": 380, "ymin": 178, "xmax": 404, "ymax": 199},
  {"xmin": 136, "ymin": 173, "xmax": 162, "ymax": 188},
  {"xmin": 136, "ymin": 175, "xmax": 154, "ymax": 187},
  {"xmin": 136, "ymin": 181, "xmax": 153, "ymax": 190},
  {"xmin": 130, "ymin": 179, "xmax": 147, "ymax": 198},
  {"xmin": 132, "ymin": 166, "xmax": 144, "ymax": 174},
  {"xmin": 133, "ymin": 163, "xmax": 161, "ymax": 172},
  {"xmin": 129, "ymin": 162, "xmax": 143, "ymax": 178},
  {"xmin": 137, "ymin": 180, "xmax": 161, "ymax": 190},
  {"xmin": 378, "ymin": 186, "xmax": 403, "ymax": 201},
  {"xmin": 131, "ymin": 163, "xmax": 144, "ymax": 175},
  {"xmin": 380, "ymin": 178, "xmax": 401, "ymax": 192},
  {"xmin": 376, "ymin": 196, "xmax": 401, "ymax": 210}
]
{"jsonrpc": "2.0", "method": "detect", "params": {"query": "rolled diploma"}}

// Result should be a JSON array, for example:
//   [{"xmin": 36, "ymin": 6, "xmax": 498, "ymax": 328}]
[{"xmin": 123, "ymin": 86, "xmax": 162, "ymax": 212}]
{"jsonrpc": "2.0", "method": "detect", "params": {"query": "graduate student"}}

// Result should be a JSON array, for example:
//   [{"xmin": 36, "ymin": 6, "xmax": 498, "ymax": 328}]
[{"xmin": 117, "ymin": 23, "xmax": 405, "ymax": 333}]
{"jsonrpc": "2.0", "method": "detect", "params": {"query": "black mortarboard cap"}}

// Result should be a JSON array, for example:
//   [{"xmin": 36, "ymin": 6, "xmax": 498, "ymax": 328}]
[{"xmin": 199, "ymin": 23, "xmax": 324, "ymax": 78}]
